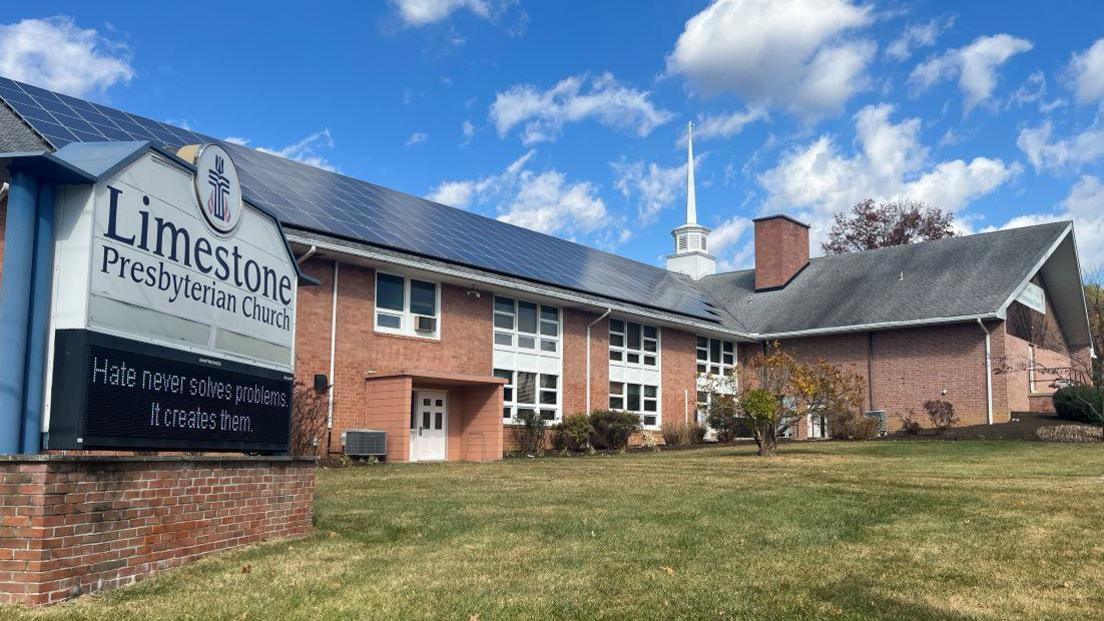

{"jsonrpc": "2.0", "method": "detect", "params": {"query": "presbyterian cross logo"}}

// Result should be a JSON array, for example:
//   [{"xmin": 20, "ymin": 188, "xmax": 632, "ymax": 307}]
[{"xmin": 193, "ymin": 144, "xmax": 242, "ymax": 235}]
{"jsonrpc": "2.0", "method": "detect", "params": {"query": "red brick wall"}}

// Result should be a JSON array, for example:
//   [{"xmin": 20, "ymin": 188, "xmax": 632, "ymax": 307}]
[
  {"xmin": 662, "ymin": 328, "xmax": 698, "ymax": 426},
  {"xmin": 454, "ymin": 384, "xmax": 505, "ymax": 461},
  {"xmin": 0, "ymin": 457, "xmax": 314, "ymax": 606},
  {"xmin": 754, "ymin": 216, "xmax": 809, "ymax": 290}
]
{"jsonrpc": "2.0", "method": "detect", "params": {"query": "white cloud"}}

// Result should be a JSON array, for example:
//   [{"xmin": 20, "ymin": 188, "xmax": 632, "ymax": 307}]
[
  {"xmin": 461, "ymin": 120, "xmax": 475, "ymax": 138},
  {"xmin": 232, "ymin": 130, "xmax": 339, "ymax": 172},
  {"xmin": 1067, "ymin": 37, "xmax": 1104, "ymax": 105},
  {"xmin": 665, "ymin": 0, "xmax": 874, "ymax": 120},
  {"xmin": 611, "ymin": 157, "xmax": 697, "ymax": 222},
  {"xmin": 427, "ymin": 151, "xmax": 609, "ymax": 237},
  {"xmin": 999, "ymin": 175, "xmax": 1104, "ymax": 268},
  {"xmin": 908, "ymin": 34, "xmax": 1033, "ymax": 113},
  {"xmin": 759, "ymin": 104, "xmax": 1020, "ymax": 249},
  {"xmin": 693, "ymin": 107, "xmax": 768, "ymax": 141},
  {"xmin": 391, "ymin": 0, "xmax": 493, "ymax": 25},
  {"xmin": 709, "ymin": 216, "xmax": 755, "ymax": 270},
  {"xmin": 489, "ymin": 72, "xmax": 673, "ymax": 145},
  {"xmin": 0, "ymin": 16, "xmax": 133, "ymax": 97},
  {"xmin": 1005, "ymin": 70, "xmax": 1047, "ymax": 109},
  {"xmin": 886, "ymin": 15, "xmax": 955, "ymax": 61},
  {"xmin": 1017, "ymin": 120, "xmax": 1104, "ymax": 171},
  {"xmin": 406, "ymin": 131, "xmax": 429, "ymax": 146}
]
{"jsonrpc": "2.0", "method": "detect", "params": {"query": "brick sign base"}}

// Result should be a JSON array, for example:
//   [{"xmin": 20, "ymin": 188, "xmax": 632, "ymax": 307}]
[{"xmin": 0, "ymin": 455, "xmax": 315, "ymax": 606}]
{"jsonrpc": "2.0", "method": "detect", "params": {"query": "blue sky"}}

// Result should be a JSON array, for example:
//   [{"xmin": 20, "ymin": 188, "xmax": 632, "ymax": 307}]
[{"xmin": 2, "ymin": 1, "xmax": 1103, "ymax": 269}]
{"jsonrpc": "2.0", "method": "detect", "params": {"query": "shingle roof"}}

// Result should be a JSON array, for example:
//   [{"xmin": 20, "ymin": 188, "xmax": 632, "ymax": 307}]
[{"xmin": 697, "ymin": 221, "xmax": 1072, "ymax": 336}]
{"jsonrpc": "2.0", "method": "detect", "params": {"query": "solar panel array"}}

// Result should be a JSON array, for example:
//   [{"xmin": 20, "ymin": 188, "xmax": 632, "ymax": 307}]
[{"xmin": 0, "ymin": 76, "xmax": 723, "ymax": 322}]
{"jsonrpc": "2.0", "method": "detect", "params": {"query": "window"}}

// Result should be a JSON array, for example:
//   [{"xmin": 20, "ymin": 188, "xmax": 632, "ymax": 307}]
[
  {"xmin": 493, "ymin": 296, "xmax": 560, "ymax": 354},
  {"xmin": 374, "ymin": 272, "xmax": 439, "ymax": 337},
  {"xmin": 696, "ymin": 337, "xmax": 735, "ymax": 376},
  {"xmin": 609, "ymin": 381, "xmax": 659, "ymax": 427},
  {"xmin": 609, "ymin": 319, "xmax": 659, "ymax": 367},
  {"xmin": 497, "ymin": 368, "xmax": 559, "ymax": 422}
]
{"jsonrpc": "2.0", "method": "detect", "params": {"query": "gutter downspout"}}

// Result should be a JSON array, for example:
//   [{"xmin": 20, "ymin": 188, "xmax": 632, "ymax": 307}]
[
  {"xmin": 585, "ymin": 308, "xmax": 612, "ymax": 414},
  {"xmin": 326, "ymin": 261, "xmax": 339, "ymax": 452},
  {"xmin": 296, "ymin": 245, "xmax": 317, "ymax": 265},
  {"xmin": 977, "ymin": 319, "xmax": 993, "ymax": 425}
]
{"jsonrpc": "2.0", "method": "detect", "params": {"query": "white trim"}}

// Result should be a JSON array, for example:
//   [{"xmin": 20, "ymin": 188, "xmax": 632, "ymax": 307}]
[
  {"xmin": 285, "ymin": 232, "xmax": 755, "ymax": 340},
  {"xmin": 758, "ymin": 313, "xmax": 997, "ymax": 340},
  {"xmin": 373, "ymin": 270, "xmax": 441, "ymax": 340},
  {"xmin": 996, "ymin": 223, "xmax": 1072, "ymax": 318},
  {"xmin": 977, "ymin": 319, "xmax": 993, "ymax": 425}
]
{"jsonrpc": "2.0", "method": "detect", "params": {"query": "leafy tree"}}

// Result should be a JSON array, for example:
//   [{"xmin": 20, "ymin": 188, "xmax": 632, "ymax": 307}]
[
  {"xmin": 823, "ymin": 198, "xmax": 956, "ymax": 255},
  {"xmin": 1085, "ymin": 267, "xmax": 1104, "ymax": 384}
]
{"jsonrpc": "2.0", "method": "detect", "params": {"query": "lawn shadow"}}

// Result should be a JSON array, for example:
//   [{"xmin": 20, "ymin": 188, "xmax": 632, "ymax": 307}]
[{"xmin": 813, "ymin": 576, "xmax": 986, "ymax": 621}]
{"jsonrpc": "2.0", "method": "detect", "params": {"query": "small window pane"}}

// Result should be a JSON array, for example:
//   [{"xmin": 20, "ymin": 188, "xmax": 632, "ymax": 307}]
[
  {"xmin": 610, "ymin": 334, "xmax": 624, "ymax": 347},
  {"xmin": 644, "ymin": 399, "xmax": 657, "ymax": 412},
  {"xmin": 540, "ymin": 375, "xmax": 558, "ymax": 389},
  {"xmin": 643, "ymin": 339, "xmax": 657, "ymax": 353},
  {"xmin": 710, "ymin": 339, "xmax": 721, "ymax": 363},
  {"xmin": 609, "ymin": 397, "xmax": 624, "ymax": 409},
  {"xmin": 377, "ymin": 313, "xmax": 401, "ymax": 329},
  {"xmin": 644, "ymin": 355, "xmax": 656, "ymax": 366},
  {"xmin": 504, "ymin": 388, "xmax": 513, "ymax": 402},
  {"xmin": 494, "ymin": 296, "xmax": 515, "ymax": 314},
  {"xmin": 609, "ymin": 382, "xmax": 623, "ymax": 395},
  {"xmin": 627, "ymin": 384, "xmax": 641, "ymax": 411},
  {"xmin": 494, "ymin": 332, "xmax": 513, "ymax": 346},
  {"xmin": 627, "ymin": 323, "xmax": 641, "ymax": 349},
  {"xmin": 697, "ymin": 363, "xmax": 707, "ymax": 373},
  {"xmin": 376, "ymin": 274, "xmax": 404, "ymax": 311},
  {"xmin": 410, "ymin": 280, "xmax": 437, "ymax": 316},
  {"xmin": 517, "ymin": 372, "xmax": 537, "ymax": 404},
  {"xmin": 643, "ymin": 415, "xmax": 657, "ymax": 426},
  {"xmin": 494, "ymin": 313, "xmax": 514, "ymax": 329},
  {"xmin": 644, "ymin": 385, "xmax": 657, "ymax": 398},
  {"xmin": 627, "ymin": 353, "xmax": 640, "ymax": 364},
  {"xmin": 434, "ymin": 412, "xmax": 443, "ymax": 430},
  {"xmin": 609, "ymin": 350, "xmax": 622, "ymax": 361},
  {"xmin": 609, "ymin": 319, "xmax": 623, "ymax": 333},
  {"xmin": 643, "ymin": 325, "xmax": 657, "ymax": 339},
  {"xmin": 722, "ymin": 353, "xmax": 734, "ymax": 365},
  {"xmin": 540, "ymin": 410, "xmax": 556, "ymax": 421},
  {"xmin": 540, "ymin": 306, "xmax": 558, "ymax": 322},
  {"xmin": 503, "ymin": 407, "xmax": 511, "ymax": 419},
  {"xmin": 518, "ymin": 301, "xmax": 538, "ymax": 333},
  {"xmin": 723, "ymin": 341, "xmax": 734, "ymax": 353},
  {"xmin": 697, "ymin": 336, "xmax": 708, "ymax": 348},
  {"xmin": 518, "ymin": 408, "xmax": 536, "ymax": 419},
  {"xmin": 540, "ymin": 321, "xmax": 558, "ymax": 337},
  {"xmin": 422, "ymin": 411, "xmax": 430, "ymax": 428},
  {"xmin": 518, "ymin": 335, "xmax": 536, "ymax": 349},
  {"xmin": 540, "ymin": 339, "xmax": 557, "ymax": 352},
  {"xmin": 494, "ymin": 369, "xmax": 513, "ymax": 382},
  {"xmin": 540, "ymin": 391, "xmax": 557, "ymax": 405}
]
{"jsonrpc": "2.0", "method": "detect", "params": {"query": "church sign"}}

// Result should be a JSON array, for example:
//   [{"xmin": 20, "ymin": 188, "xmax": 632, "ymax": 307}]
[{"xmin": 45, "ymin": 144, "xmax": 298, "ymax": 453}]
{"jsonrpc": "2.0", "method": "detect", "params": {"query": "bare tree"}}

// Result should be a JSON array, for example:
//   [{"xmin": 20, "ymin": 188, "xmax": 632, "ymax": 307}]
[
  {"xmin": 823, "ymin": 198, "xmax": 956, "ymax": 255},
  {"xmin": 1085, "ymin": 266, "xmax": 1104, "ymax": 384}
]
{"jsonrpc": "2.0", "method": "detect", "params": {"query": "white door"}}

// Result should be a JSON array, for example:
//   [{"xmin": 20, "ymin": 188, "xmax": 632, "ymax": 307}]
[{"xmin": 411, "ymin": 390, "xmax": 448, "ymax": 461}]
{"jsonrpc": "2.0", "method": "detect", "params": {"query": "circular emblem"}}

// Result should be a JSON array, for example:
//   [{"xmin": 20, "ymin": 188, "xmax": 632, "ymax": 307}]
[{"xmin": 193, "ymin": 144, "xmax": 243, "ymax": 235}]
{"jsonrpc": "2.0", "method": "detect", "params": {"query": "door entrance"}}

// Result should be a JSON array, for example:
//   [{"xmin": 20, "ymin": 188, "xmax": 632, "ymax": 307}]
[{"xmin": 411, "ymin": 390, "xmax": 448, "ymax": 461}]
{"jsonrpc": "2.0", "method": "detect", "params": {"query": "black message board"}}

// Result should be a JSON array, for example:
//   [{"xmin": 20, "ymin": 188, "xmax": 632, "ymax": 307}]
[{"xmin": 47, "ymin": 329, "xmax": 292, "ymax": 453}]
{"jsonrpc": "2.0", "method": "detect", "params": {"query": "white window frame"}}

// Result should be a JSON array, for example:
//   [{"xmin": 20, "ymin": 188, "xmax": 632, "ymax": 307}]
[
  {"xmin": 496, "ymin": 368, "xmax": 561, "ymax": 423},
  {"xmin": 608, "ymin": 319, "xmax": 660, "ymax": 368},
  {"xmin": 696, "ymin": 337, "xmax": 736, "ymax": 378},
  {"xmin": 492, "ymin": 295, "xmax": 561, "ymax": 355},
  {"xmin": 609, "ymin": 381, "xmax": 660, "ymax": 429},
  {"xmin": 374, "ymin": 271, "xmax": 441, "ymax": 339}
]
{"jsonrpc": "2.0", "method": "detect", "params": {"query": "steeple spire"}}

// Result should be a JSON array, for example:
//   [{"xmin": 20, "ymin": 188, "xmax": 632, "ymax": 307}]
[
  {"xmin": 665, "ymin": 119, "xmax": 716, "ymax": 280},
  {"xmin": 686, "ymin": 121, "xmax": 697, "ymax": 226}
]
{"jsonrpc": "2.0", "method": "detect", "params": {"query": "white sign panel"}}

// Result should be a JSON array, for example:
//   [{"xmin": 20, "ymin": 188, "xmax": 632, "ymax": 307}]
[
  {"xmin": 82, "ymin": 148, "xmax": 297, "ymax": 369},
  {"xmin": 1016, "ymin": 281, "xmax": 1047, "ymax": 315}
]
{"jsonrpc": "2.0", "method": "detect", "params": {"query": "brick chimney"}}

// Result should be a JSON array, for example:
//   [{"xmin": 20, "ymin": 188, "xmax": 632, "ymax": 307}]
[{"xmin": 754, "ymin": 215, "xmax": 810, "ymax": 290}]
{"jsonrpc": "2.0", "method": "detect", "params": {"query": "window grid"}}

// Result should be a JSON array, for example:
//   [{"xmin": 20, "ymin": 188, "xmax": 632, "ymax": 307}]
[
  {"xmin": 493, "ymin": 296, "xmax": 560, "ymax": 355},
  {"xmin": 609, "ymin": 319, "xmax": 659, "ymax": 367},
  {"xmin": 497, "ymin": 368, "xmax": 560, "ymax": 422},
  {"xmin": 696, "ymin": 337, "xmax": 735, "ymax": 376},
  {"xmin": 609, "ymin": 381, "xmax": 659, "ymax": 427},
  {"xmin": 374, "ymin": 272, "xmax": 439, "ymax": 338}
]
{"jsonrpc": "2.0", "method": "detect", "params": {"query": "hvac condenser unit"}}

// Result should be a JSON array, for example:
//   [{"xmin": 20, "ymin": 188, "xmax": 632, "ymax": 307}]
[{"xmin": 343, "ymin": 430, "xmax": 387, "ymax": 457}]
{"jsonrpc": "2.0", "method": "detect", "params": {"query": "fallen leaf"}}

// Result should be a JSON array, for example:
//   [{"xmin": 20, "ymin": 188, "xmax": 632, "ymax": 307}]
[
  {"xmin": 241, "ymin": 565, "xmax": 252, "ymax": 574},
  {"xmin": 662, "ymin": 566, "xmax": 675, "ymax": 576}
]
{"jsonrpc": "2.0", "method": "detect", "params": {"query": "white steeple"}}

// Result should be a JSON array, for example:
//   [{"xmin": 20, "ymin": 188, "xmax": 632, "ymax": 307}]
[
  {"xmin": 666, "ymin": 121, "xmax": 716, "ymax": 280},
  {"xmin": 686, "ymin": 121, "xmax": 697, "ymax": 225}
]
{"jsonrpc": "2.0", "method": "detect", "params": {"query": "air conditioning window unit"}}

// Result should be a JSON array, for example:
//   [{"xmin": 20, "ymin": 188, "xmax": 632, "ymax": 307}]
[
  {"xmin": 343, "ymin": 429, "xmax": 387, "ymax": 457},
  {"xmin": 414, "ymin": 315, "xmax": 437, "ymax": 333}
]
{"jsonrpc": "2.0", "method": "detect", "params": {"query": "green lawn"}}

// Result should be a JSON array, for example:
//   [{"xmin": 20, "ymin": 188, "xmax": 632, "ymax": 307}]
[{"xmin": 7, "ymin": 441, "xmax": 1104, "ymax": 620}]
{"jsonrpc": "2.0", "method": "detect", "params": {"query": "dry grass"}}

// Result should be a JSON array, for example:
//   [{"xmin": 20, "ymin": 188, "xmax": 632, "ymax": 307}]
[{"xmin": 6, "ymin": 440, "xmax": 1104, "ymax": 620}]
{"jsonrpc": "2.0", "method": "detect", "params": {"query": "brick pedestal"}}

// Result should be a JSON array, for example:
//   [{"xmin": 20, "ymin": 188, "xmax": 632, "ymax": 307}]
[{"xmin": 0, "ymin": 455, "xmax": 314, "ymax": 606}]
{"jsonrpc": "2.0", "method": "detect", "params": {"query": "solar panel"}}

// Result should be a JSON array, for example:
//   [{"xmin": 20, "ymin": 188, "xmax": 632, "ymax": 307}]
[{"xmin": 0, "ymin": 77, "xmax": 722, "ymax": 322}]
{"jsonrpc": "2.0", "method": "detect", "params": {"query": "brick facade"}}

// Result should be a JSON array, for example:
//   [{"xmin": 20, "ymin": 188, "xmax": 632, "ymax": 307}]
[
  {"xmin": 753, "ymin": 216, "xmax": 809, "ymax": 290},
  {"xmin": 0, "ymin": 457, "xmax": 314, "ymax": 606}
]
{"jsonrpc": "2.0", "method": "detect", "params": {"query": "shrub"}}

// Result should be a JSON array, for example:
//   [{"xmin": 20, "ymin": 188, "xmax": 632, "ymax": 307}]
[
  {"xmin": 291, "ymin": 378, "xmax": 329, "ymax": 457},
  {"xmin": 896, "ymin": 410, "xmax": 923, "ymax": 435},
  {"xmin": 689, "ymin": 420, "xmax": 707, "ymax": 445},
  {"xmin": 641, "ymin": 430, "xmax": 660, "ymax": 452},
  {"xmin": 923, "ymin": 400, "xmax": 958, "ymax": 435},
  {"xmin": 512, "ymin": 410, "xmax": 547, "ymax": 455},
  {"xmin": 589, "ymin": 410, "xmax": 641, "ymax": 450},
  {"xmin": 1052, "ymin": 386, "xmax": 1104, "ymax": 424},
  {"xmin": 706, "ymin": 401, "xmax": 753, "ymax": 443},
  {"xmin": 827, "ymin": 411, "xmax": 880, "ymax": 440},
  {"xmin": 661, "ymin": 420, "xmax": 686, "ymax": 446},
  {"xmin": 557, "ymin": 414, "xmax": 593, "ymax": 452}
]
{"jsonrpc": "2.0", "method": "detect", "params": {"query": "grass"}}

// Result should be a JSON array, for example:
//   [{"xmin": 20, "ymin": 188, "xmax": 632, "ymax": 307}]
[{"xmin": 6, "ymin": 440, "xmax": 1104, "ymax": 620}]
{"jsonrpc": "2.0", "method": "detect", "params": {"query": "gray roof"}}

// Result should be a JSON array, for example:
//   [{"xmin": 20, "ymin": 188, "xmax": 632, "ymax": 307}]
[{"xmin": 698, "ymin": 221, "xmax": 1074, "ymax": 336}]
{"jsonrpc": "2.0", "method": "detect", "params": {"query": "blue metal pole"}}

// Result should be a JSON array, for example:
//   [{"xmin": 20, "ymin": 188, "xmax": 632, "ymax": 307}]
[
  {"xmin": 20, "ymin": 182, "xmax": 54, "ymax": 454},
  {"xmin": 0, "ymin": 170, "xmax": 38, "ymax": 455}
]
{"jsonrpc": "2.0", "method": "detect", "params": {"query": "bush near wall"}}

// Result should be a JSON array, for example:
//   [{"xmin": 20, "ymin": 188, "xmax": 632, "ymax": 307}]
[
  {"xmin": 589, "ymin": 410, "xmax": 641, "ymax": 450},
  {"xmin": 1052, "ymin": 386, "xmax": 1104, "ymax": 424}
]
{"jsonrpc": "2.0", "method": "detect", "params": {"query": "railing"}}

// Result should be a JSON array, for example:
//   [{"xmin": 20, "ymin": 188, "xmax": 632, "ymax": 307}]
[{"xmin": 1028, "ymin": 363, "xmax": 1092, "ymax": 392}]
